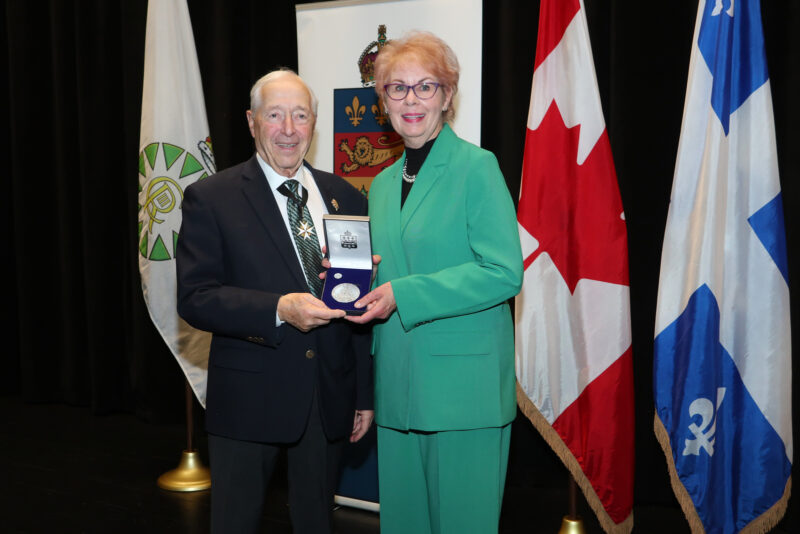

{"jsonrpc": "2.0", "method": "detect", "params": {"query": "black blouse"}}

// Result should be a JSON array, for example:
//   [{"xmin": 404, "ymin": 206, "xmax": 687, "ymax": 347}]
[{"xmin": 400, "ymin": 137, "xmax": 436, "ymax": 208}]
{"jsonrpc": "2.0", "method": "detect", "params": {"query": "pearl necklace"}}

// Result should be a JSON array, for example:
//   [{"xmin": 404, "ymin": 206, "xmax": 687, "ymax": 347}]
[{"xmin": 401, "ymin": 159, "xmax": 417, "ymax": 184}]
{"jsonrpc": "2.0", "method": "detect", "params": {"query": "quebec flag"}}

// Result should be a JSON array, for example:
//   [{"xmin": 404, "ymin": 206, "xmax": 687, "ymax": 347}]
[{"xmin": 653, "ymin": 1, "xmax": 792, "ymax": 533}]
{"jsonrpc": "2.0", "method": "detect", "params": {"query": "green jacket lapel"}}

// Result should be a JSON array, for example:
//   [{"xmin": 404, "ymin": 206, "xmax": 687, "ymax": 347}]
[
  {"xmin": 399, "ymin": 124, "xmax": 456, "ymax": 235},
  {"xmin": 382, "ymin": 156, "xmax": 409, "ymax": 278}
]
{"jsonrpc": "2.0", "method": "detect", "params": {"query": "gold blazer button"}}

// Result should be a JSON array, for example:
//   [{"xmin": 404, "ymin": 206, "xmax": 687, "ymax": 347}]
[{"xmin": 305, "ymin": 349, "xmax": 315, "ymax": 359}]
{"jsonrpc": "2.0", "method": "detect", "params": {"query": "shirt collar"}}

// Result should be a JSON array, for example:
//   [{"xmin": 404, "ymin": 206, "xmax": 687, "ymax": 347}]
[{"xmin": 256, "ymin": 153, "xmax": 311, "ymax": 192}]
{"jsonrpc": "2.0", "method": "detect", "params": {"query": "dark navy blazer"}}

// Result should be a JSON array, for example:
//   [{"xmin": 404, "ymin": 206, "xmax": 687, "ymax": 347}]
[{"xmin": 176, "ymin": 155, "xmax": 372, "ymax": 443}]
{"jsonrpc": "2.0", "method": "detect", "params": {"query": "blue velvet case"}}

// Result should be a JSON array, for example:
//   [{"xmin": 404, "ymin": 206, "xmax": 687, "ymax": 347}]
[{"xmin": 322, "ymin": 215, "xmax": 372, "ymax": 315}]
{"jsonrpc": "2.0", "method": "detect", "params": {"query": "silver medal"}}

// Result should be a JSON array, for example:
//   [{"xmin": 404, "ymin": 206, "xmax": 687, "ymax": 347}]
[{"xmin": 331, "ymin": 283, "xmax": 360, "ymax": 303}]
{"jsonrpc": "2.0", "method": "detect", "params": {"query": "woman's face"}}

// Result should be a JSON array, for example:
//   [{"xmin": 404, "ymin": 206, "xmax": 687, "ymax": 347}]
[{"xmin": 383, "ymin": 61, "xmax": 452, "ymax": 149}]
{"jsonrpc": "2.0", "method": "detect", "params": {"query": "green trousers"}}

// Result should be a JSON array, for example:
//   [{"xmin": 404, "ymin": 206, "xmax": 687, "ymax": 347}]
[{"xmin": 377, "ymin": 424, "xmax": 511, "ymax": 534}]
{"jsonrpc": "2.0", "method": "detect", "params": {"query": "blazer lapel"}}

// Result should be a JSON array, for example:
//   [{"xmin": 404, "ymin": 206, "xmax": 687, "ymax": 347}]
[
  {"xmin": 308, "ymin": 164, "xmax": 338, "ymax": 215},
  {"xmin": 240, "ymin": 156, "xmax": 308, "ymax": 289},
  {"xmin": 383, "ymin": 159, "xmax": 410, "ymax": 277},
  {"xmin": 399, "ymin": 124, "xmax": 455, "ymax": 235}
]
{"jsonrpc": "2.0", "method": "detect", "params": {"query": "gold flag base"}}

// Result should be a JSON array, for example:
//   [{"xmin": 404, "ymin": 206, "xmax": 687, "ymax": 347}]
[
  {"xmin": 157, "ymin": 450, "xmax": 211, "ymax": 492},
  {"xmin": 558, "ymin": 516, "xmax": 586, "ymax": 534}
]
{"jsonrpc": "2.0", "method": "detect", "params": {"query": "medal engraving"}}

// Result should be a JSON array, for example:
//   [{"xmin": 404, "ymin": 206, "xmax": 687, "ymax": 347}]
[{"xmin": 331, "ymin": 283, "xmax": 360, "ymax": 303}]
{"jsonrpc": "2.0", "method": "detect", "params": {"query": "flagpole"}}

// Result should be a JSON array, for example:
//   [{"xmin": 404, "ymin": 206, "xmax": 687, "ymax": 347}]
[
  {"xmin": 156, "ymin": 380, "xmax": 211, "ymax": 492},
  {"xmin": 140, "ymin": 0, "xmax": 213, "ymax": 494},
  {"xmin": 557, "ymin": 477, "xmax": 586, "ymax": 534},
  {"xmin": 185, "ymin": 379, "xmax": 195, "ymax": 451}
]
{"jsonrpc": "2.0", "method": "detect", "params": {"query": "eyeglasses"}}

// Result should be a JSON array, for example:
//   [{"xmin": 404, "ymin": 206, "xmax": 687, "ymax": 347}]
[{"xmin": 383, "ymin": 82, "xmax": 442, "ymax": 101}]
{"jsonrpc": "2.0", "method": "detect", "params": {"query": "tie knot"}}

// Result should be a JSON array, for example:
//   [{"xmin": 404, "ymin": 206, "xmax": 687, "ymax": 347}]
[{"xmin": 284, "ymin": 179, "xmax": 300, "ymax": 194}]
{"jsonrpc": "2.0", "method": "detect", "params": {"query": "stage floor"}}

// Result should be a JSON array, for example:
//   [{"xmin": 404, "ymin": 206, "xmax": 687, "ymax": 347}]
[{"xmin": 0, "ymin": 395, "xmax": 789, "ymax": 533}]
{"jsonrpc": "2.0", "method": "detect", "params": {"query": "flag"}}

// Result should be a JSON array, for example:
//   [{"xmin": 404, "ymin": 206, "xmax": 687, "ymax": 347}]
[
  {"xmin": 653, "ymin": 1, "xmax": 792, "ymax": 532},
  {"xmin": 138, "ymin": 0, "xmax": 213, "ymax": 406},
  {"xmin": 514, "ymin": 0, "xmax": 634, "ymax": 532}
]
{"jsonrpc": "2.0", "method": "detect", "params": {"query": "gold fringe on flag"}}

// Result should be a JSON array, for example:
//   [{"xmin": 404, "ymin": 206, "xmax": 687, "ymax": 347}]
[
  {"xmin": 517, "ymin": 382, "xmax": 633, "ymax": 534},
  {"xmin": 653, "ymin": 414, "xmax": 791, "ymax": 534}
]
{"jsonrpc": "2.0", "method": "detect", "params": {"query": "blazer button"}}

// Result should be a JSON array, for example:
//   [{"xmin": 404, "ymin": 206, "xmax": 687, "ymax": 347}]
[{"xmin": 305, "ymin": 349, "xmax": 315, "ymax": 359}]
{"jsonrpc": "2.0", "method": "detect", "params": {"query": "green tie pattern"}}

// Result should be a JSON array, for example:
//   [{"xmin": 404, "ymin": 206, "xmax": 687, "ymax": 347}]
[{"xmin": 279, "ymin": 179, "xmax": 324, "ymax": 297}]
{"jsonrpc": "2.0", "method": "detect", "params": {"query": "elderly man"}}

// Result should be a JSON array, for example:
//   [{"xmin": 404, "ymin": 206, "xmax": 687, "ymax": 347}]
[{"xmin": 176, "ymin": 70, "xmax": 374, "ymax": 534}]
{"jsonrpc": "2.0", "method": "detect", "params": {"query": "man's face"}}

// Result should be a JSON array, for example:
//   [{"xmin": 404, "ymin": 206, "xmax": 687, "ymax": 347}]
[{"xmin": 247, "ymin": 77, "xmax": 315, "ymax": 178}]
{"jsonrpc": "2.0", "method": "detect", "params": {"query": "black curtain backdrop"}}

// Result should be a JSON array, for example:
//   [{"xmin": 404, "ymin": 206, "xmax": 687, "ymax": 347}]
[{"xmin": 3, "ymin": 0, "xmax": 798, "ymax": 530}]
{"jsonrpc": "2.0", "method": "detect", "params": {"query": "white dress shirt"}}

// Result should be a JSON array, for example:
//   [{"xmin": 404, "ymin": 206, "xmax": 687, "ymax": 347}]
[{"xmin": 256, "ymin": 154, "xmax": 329, "ymax": 324}]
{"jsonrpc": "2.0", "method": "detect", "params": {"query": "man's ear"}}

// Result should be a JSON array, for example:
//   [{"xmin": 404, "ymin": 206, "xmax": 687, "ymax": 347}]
[{"xmin": 246, "ymin": 110, "xmax": 255, "ymax": 137}]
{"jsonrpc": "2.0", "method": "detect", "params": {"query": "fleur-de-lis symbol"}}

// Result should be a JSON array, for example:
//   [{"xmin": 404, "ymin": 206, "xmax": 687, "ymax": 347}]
[
  {"xmin": 711, "ymin": 0, "xmax": 734, "ymax": 17},
  {"xmin": 683, "ymin": 387, "xmax": 726, "ymax": 457},
  {"xmin": 346, "ymin": 96, "xmax": 366, "ymax": 126},
  {"xmin": 372, "ymin": 103, "xmax": 389, "ymax": 126}
]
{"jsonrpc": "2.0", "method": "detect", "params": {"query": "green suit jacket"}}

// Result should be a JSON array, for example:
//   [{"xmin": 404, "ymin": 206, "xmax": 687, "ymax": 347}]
[{"xmin": 369, "ymin": 124, "xmax": 523, "ymax": 432}]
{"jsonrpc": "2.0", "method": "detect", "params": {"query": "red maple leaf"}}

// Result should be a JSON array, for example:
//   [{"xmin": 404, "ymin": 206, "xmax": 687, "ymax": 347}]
[{"xmin": 518, "ymin": 101, "xmax": 629, "ymax": 293}]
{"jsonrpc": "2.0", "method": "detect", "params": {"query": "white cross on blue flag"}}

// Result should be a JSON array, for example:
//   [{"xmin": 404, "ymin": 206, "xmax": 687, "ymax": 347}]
[{"xmin": 653, "ymin": 1, "xmax": 792, "ymax": 533}]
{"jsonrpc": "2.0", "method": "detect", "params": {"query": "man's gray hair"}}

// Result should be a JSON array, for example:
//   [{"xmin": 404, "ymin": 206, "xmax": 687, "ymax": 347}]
[{"xmin": 249, "ymin": 69, "xmax": 319, "ymax": 116}]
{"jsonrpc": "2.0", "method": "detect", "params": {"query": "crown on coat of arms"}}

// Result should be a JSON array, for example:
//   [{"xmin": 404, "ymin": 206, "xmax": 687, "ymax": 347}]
[
  {"xmin": 341, "ymin": 230, "xmax": 358, "ymax": 249},
  {"xmin": 358, "ymin": 25, "xmax": 388, "ymax": 87}
]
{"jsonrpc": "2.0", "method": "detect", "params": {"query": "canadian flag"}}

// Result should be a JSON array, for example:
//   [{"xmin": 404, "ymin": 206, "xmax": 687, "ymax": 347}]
[{"xmin": 514, "ymin": 1, "xmax": 634, "ymax": 532}]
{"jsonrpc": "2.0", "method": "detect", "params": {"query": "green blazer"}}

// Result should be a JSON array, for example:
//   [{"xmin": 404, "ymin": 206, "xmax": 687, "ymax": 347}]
[{"xmin": 369, "ymin": 124, "xmax": 523, "ymax": 432}]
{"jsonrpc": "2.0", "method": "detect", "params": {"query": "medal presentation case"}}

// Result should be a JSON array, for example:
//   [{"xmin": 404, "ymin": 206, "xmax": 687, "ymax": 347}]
[{"xmin": 322, "ymin": 215, "xmax": 372, "ymax": 315}]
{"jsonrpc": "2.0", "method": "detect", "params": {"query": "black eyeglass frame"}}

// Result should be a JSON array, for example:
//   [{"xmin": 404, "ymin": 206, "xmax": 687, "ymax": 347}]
[{"xmin": 383, "ymin": 82, "xmax": 442, "ymax": 101}]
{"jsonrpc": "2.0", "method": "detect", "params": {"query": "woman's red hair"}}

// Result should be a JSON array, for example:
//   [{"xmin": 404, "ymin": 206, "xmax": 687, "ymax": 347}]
[{"xmin": 373, "ymin": 31, "xmax": 460, "ymax": 122}]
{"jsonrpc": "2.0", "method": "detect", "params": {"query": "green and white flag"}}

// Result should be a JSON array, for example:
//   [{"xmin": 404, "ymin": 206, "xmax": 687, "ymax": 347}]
[{"xmin": 138, "ymin": 0, "xmax": 212, "ymax": 406}]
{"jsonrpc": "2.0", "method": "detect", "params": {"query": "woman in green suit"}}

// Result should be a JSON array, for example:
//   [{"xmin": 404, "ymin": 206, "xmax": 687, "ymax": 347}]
[{"xmin": 347, "ymin": 31, "xmax": 523, "ymax": 534}]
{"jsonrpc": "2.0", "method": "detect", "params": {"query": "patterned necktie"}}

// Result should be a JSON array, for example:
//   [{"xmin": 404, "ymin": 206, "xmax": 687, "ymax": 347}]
[{"xmin": 277, "ymin": 179, "xmax": 324, "ymax": 297}]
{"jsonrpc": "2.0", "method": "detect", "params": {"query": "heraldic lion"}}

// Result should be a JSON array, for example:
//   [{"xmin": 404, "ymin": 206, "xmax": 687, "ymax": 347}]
[{"xmin": 339, "ymin": 135, "xmax": 403, "ymax": 173}]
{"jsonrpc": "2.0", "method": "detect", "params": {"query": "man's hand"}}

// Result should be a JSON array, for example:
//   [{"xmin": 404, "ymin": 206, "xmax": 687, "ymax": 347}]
[
  {"xmin": 320, "ymin": 245, "xmax": 331, "ymax": 280},
  {"xmin": 350, "ymin": 409, "xmax": 375, "ymax": 443},
  {"xmin": 277, "ymin": 293, "xmax": 345, "ymax": 332},
  {"xmin": 345, "ymin": 281, "xmax": 396, "ymax": 324}
]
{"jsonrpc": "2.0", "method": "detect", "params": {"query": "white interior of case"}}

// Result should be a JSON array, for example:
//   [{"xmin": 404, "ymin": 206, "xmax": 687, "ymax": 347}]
[{"xmin": 324, "ymin": 216, "xmax": 372, "ymax": 270}]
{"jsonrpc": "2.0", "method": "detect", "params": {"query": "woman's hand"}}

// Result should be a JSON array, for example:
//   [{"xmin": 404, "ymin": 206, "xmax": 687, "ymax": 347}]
[
  {"xmin": 370, "ymin": 254, "xmax": 381, "ymax": 284},
  {"xmin": 345, "ymin": 281, "xmax": 396, "ymax": 324}
]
